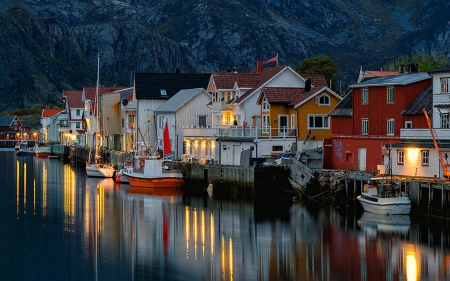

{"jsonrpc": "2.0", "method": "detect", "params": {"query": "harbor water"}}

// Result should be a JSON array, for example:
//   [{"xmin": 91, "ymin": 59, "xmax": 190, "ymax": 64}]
[{"xmin": 1, "ymin": 151, "xmax": 450, "ymax": 281}]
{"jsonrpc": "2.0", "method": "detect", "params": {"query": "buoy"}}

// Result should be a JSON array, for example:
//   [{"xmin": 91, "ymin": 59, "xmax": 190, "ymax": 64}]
[
  {"xmin": 139, "ymin": 159, "xmax": 145, "ymax": 167},
  {"xmin": 71, "ymin": 147, "xmax": 76, "ymax": 153},
  {"xmin": 207, "ymin": 183, "xmax": 213, "ymax": 197},
  {"xmin": 68, "ymin": 155, "xmax": 72, "ymax": 159},
  {"xmin": 116, "ymin": 177, "xmax": 120, "ymax": 183}
]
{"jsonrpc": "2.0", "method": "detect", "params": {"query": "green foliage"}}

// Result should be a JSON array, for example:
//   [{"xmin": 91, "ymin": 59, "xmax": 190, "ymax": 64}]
[
  {"xmin": 1, "ymin": 107, "xmax": 41, "ymax": 116},
  {"xmin": 295, "ymin": 56, "xmax": 339, "ymax": 91},
  {"xmin": 393, "ymin": 54, "xmax": 449, "ymax": 72}
]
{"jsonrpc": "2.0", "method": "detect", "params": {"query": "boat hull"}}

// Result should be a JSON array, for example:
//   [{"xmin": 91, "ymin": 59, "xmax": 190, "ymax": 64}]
[
  {"xmin": 357, "ymin": 195, "xmax": 411, "ymax": 215},
  {"xmin": 86, "ymin": 164, "xmax": 115, "ymax": 178},
  {"xmin": 34, "ymin": 146, "xmax": 52, "ymax": 158},
  {"xmin": 15, "ymin": 150, "xmax": 35, "ymax": 156},
  {"xmin": 125, "ymin": 175, "xmax": 184, "ymax": 188}
]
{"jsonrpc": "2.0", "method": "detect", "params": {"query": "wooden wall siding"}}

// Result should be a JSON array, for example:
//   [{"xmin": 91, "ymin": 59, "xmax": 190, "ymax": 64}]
[
  {"xmin": 101, "ymin": 93, "xmax": 122, "ymax": 135},
  {"xmin": 353, "ymin": 79, "xmax": 430, "ymax": 136},
  {"xmin": 267, "ymin": 104, "xmax": 289, "ymax": 136},
  {"xmin": 298, "ymin": 91, "xmax": 341, "ymax": 142},
  {"xmin": 404, "ymin": 115, "xmax": 428, "ymax": 129},
  {"xmin": 327, "ymin": 137, "xmax": 397, "ymax": 172},
  {"xmin": 177, "ymin": 92, "xmax": 212, "ymax": 129},
  {"xmin": 330, "ymin": 116, "xmax": 354, "ymax": 136},
  {"xmin": 390, "ymin": 148, "xmax": 444, "ymax": 179}
]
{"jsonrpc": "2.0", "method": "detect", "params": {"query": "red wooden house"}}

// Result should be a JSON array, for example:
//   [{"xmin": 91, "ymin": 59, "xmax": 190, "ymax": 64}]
[
  {"xmin": 325, "ymin": 73, "xmax": 431, "ymax": 173},
  {"xmin": 0, "ymin": 115, "xmax": 32, "ymax": 140}
]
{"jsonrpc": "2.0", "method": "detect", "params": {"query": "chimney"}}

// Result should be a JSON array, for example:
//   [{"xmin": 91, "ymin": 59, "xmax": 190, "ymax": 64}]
[
  {"xmin": 398, "ymin": 64, "xmax": 404, "ymax": 73},
  {"xmin": 305, "ymin": 78, "xmax": 311, "ymax": 92},
  {"xmin": 175, "ymin": 67, "xmax": 180, "ymax": 74},
  {"xmin": 227, "ymin": 68, "xmax": 231, "ymax": 72},
  {"xmin": 233, "ymin": 67, "xmax": 237, "ymax": 73},
  {"xmin": 256, "ymin": 61, "xmax": 264, "ymax": 73}
]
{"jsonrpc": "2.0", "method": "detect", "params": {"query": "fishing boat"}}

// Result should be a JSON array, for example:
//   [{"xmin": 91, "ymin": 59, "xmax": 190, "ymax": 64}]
[
  {"xmin": 34, "ymin": 144, "xmax": 52, "ymax": 158},
  {"xmin": 15, "ymin": 141, "xmax": 34, "ymax": 156},
  {"xmin": 85, "ymin": 52, "xmax": 115, "ymax": 178},
  {"xmin": 357, "ymin": 177, "xmax": 411, "ymax": 215},
  {"xmin": 123, "ymin": 120, "xmax": 184, "ymax": 188}
]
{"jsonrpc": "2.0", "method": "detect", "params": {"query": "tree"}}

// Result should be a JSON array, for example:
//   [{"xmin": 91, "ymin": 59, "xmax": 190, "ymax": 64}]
[
  {"xmin": 394, "ymin": 53, "xmax": 449, "ymax": 72},
  {"xmin": 295, "ymin": 55, "xmax": 339, "ymax": 90}
]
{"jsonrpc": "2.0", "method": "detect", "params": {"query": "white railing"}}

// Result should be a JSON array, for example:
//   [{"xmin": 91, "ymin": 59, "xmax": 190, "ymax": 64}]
[
  {"xmin": 400, "ymin": 128, "xmax": 450, "ymax": 140},
  {"xmin": 434, "ymin": 93, "xmax": 450, "ymax": 107},
  {"xmin": 183, "ymin": 126, "xmax": 297, "ymax": 139}
]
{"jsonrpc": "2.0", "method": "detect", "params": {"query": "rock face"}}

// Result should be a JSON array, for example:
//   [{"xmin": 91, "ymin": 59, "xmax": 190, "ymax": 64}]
[{"xmin": 1, "ymin": 0, "xmax": 450, "ymax": 111}]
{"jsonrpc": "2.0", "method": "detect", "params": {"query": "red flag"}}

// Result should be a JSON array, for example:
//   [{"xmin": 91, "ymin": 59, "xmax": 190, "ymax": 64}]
[
  {"xmin": 263, "ymin": 54, "xmax": 278, "ymax": 65},
  {"xmin": 243, "ymin": 121, "xmax": 248, "ymax": 136},
  {"xmin": 163, "ymin": 120, "xmax": 171, "ymax": 155}
]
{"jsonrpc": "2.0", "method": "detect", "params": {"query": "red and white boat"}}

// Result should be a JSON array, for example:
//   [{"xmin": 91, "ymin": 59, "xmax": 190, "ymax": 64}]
[
  {"xmin": 34, "ymin": 144, "xmax": 52, "ymax": 158},
  {"xmin": 122, "ymin": 120, "xmax": 184, "ymax": 188}
]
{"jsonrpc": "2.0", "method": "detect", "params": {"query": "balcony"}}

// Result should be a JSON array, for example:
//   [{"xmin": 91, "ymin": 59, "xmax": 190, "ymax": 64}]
[
  {"xmin": 434, "ymin": 93, "xmax": 450, "ymax": 107},
  {"xmin": 183, "ymin": 126, "xmax": 298, "ymax": 139},
  {"xmin": 400, "ymin": 128, "xmax": 450, "ymax": 140}
]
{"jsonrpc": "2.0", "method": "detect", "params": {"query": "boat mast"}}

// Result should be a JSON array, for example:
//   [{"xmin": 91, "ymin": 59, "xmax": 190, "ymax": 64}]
[{"xmin": 94, "ymin": 51, "xmax": 100, "ymax": 163}]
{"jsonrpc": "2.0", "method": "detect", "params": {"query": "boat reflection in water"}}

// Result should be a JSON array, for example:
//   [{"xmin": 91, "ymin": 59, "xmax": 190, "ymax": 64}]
[{"xmin": 358, "ymin": 212, "xmax": 411, "ymax": 237}]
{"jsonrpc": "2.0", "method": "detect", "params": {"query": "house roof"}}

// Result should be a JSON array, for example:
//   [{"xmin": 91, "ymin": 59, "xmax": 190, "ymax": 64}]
[
  {"xmin": 301, "ymin": 73, "xmax": 328, "ymax": 88},
  {"xmin": 154, "ymin": 88, "xmax": 208, "ymax": 113},
  {"xmin": 402, "ymin": 83, "xmax": 433, "ymax": 115},
  {"xmin": 428, "ymin": 64, "xmax": 450, "ymax": 74},
  {"xmin": 235, "ymin": 65, "xmax": 287, "ymax": 104},
  {"xmin": 41, "ymin": 109, "xmax": 63, "ymax": 118},
  {"xmin": 328, "ymin": 90, "xmax": 353, "ymax": 116},
  {"xmin": 350, "ymin": 73, "xmax": 431, "ymax": 88},
  {"xmin": 64, "ymin": 90, "xmax": 84, "ymax": 109},
  {"xmin": 211, "ymin": 73, "xmax": 259, "ymax": 89},
  {"xmin": 135, "ymin": 73, "xmax": 210, "ymax": 100},
  {"xmin": 0, "ymin": 115, "xmax": 17, "ymax": 127},
  {"xmin": 262, "ymin": 88, "xmax": 304, "ymax": 104}
]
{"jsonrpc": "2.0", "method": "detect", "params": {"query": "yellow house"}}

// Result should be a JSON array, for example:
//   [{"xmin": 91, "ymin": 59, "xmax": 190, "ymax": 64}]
[{"xmin": 257, "ymin": 74, "xmax": 343, "ymax": 150}]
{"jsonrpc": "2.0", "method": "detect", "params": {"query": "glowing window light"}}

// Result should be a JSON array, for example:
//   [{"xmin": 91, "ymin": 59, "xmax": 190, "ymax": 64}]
[
  {"xmin": 407, "ymin": 148, "xmax": 419, "ymax": 163},
  {"xmin": 406, "ymin": 254, "xmax": 418, "ymax": 281}
]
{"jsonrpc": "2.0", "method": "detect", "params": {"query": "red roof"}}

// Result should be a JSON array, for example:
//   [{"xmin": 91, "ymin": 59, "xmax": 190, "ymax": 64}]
[
  {"xmin": 41, "ymin": 109, "xmax": 63, "ymax": 118},
  {"xmin": 211, "ymin": 73, "xmax": 259, "ymax": 89},
  {"xmin": 83, "ymin": 86, "xmax": 126, "ymax": 116},
  {"xmin": 64, "ymin": 90, "xmax": 84, "ymax": 109},
  {"xmin": 262, "ymin": 88, "xmax": 304, "ymax": 104},
  {"xmin": 365, "ymin": 71, "xmax": 403, "ymax": 78}
]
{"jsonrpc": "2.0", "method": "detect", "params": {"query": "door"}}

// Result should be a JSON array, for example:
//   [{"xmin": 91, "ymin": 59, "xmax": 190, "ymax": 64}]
[
  {"xmin": 279, "ymin": 115, "xmax": 288, "ymax": 135},
  {"xmin": 358, "ymin": 148, "xmax": 366, "ymax": 171}
]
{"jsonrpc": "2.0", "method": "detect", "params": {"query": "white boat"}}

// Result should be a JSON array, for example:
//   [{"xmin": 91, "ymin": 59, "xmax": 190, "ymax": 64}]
[
  {"xmin": 34, "ymin": 144, "xmax": 52, "ymax": 158},
  {"xmin": 85, "ymin": 53, "xmax": 115, "ymax": 178},
  {"xmin": 357, "ymin": 177, "xmax": 411, "ymax": 215}
]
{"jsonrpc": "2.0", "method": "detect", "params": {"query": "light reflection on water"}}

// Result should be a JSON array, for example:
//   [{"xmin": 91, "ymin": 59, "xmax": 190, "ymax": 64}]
[{"xmin": 0, "ymin": 151, "xmax": 450, "ymax": 281}]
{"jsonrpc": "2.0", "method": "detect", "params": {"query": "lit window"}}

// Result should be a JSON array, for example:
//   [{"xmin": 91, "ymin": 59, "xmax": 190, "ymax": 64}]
[
  {"xmin": 421, "ymin": 150, "xmax": 429, "ymax": 166},
  {"xmin": 362, "ymin": 88, "xmax": 368, "ymax": 104},
  {"xmin": 387, "ymin": 87, "xmax": 394, "ymax": 103},
  {"xmin": 441, "ymin": 78, "xmax": 450, "ymax": 93},
  {"xmin": 308, "ymin": 115, "xmax": 329, "ymax": 129},
  {"xmin": 387, "ymin": 118, "xmax": 394, "ymax": 135},
  {"xmin": 362, "ymin": 119, "xmax": 368, "ymax": 135},
  {"xmin": 397, "ymin": 150, "xmax": 404, "ymax": 165}
]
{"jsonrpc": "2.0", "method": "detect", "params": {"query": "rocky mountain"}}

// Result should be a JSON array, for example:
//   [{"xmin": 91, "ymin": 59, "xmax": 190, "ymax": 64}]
[{"xmin": 1, "ymin": 0, "xmax": 450, "ymax": 111}]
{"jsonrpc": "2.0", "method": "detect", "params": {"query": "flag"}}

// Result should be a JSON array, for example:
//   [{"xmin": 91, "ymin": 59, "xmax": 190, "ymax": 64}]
[
  {"xmin": 163, "ymin": 120, "xmax": 171, "ymax": 155},
  {"xmin": 243, "ymin": 121, "xmax": 248, "ymax": 136},
  {"xmin": 263, "ymin": 54, "xmax": 278, "ymax": 65}
]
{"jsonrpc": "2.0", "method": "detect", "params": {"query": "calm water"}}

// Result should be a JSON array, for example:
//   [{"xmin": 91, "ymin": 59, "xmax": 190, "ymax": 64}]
[{"xmin": 1, "ymin": 151, "xmax": 450, "ymax": 281}]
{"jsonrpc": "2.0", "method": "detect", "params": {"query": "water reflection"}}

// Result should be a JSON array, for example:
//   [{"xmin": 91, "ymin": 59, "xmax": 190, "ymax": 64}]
[{"xmin": 2, "ymin": 151, "xmax": 450, "ymax": 281}]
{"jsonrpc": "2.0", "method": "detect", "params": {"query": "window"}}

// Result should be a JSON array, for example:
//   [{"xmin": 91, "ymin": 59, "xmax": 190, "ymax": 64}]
[
  {"xmin": 160, "ymin": 89, "xmax": 167, "ymax": 96},
  {"xmin": 158, "ymin": 116, "xmax": 165, "ymax": 129},
  {"xmin": 362, "ymin": 88, "xmax": 368, "ymax": 104},
  {"xmin": 441, "ymin": 78, "xmax": 450, "ymax": 93},
  {"xmin": 441, "ymin": 113, "xmax": 450, "ymax": 128},
  {"xmin": 76, "ymin": 109, "xmax": 81, "ymax": 116},
  {"xmin": 76, "ymin": 122, "xmax": 81, "ymax": 129},
  {"xmin": 387, "ymin": 118, "xmax": 394, "ymax": 135},
  {"xmin": 405, "ymin": 121, "xmax": 412, "ymax": 128},
  {"xmin": 397, "ymin": 150, "xmax": 404, "ymax": 165},
  {"xmin": 262, "ymin": 115, "xmax": 270, "ymax": 133},
  {"xmin": 421, "ymin": 150, "xmax": 429, "ymax": 166},
  {"xmin": 308, "ymin": 115, "xmax": 329, "ymax": 129},
  {"xmin": 128, "ymin": 115, "xmax": 135, "ymax": 128},
  {"xmin": 361, "ymin": 119, "xmax": 368, "ymax": 135},
  {"xmin": 319, "ymin": 94, "xmax": 330, "ymax": 105},
  {"xmin": 387, "ymin": 87, "xmax": 394, "ymax": 103},
  {"xmin": 199, "ymin": 116, "xmax": 206, "ymax": 128},
  {"xmin": 262, "ymin": 96, "xmax": 270, "ymax": 111}
]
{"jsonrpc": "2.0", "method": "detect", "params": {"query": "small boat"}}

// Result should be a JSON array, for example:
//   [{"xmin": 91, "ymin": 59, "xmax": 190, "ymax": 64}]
[
  {"xmin": 123, "ymin": 155, "xmax": 184, "ymax": 188},
  {"xmin": 357, "ymin": 177, "xmax": 411, "ymax": 215},
  {"xmin": 86, "ymin": 156, "xmax": 116, "ymax": 178},
  {"xmin": 115, "ymin": 158, "xmax": 134, "ymax": 184},
  {"xmin": 15, "ymin": 142, "xmax": 35, "ymax": 156},
  {"xmin": 34, "ymin": 144, "xmax": 52, "ymax": 158}
]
